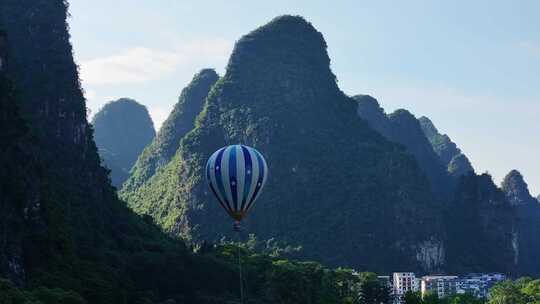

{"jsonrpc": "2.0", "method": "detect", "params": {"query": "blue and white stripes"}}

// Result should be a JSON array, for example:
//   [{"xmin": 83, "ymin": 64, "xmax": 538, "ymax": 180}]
[{"xmin": 206, "ymin": 145, "xmax": 268, "ymax": 221}]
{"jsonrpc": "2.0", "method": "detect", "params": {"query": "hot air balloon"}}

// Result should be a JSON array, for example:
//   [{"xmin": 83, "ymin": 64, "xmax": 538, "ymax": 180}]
[
  {"xmin": 206, "ymin": 144, "xmax": 268, "ymax": 230},
  {"xmin": 206, "ymin": 144, "xmax": 267, "ymax": 304}
]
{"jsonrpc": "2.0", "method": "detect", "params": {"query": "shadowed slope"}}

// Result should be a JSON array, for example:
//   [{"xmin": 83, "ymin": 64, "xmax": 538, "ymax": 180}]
[{"xmin": 92, "ymin": 98, "xmax": 155, "ymax": 187}]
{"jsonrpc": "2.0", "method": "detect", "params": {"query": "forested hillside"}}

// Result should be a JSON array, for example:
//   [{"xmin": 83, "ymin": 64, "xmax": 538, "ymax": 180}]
[
  {"xmin": 1, "ymin": 3, "xmax": 538, "ymax": 303},
  {"xmin": 0, "ymin": 2, "xmax": 382, "ymax": 303},
  {"xmin": 418, "ymin": 116, "xmax": 474, "ymax": 178},
  {"xmin": 502, "ymin": 170, "xmax": 540, "ymax": 276},
  {"xmin": 92, "ymin": 98, "xmax": 155, "ymax": 187},
  {"xmin": 353, "ymin": 95, "xmax": 520, "ymax": 274},
  {"xmin": 122, "ymin": 15, "xmax": 444, "ymax": 273},
  {"xmin": 444, "ymin": 173, "xmax": 516, "ymax": 274}
]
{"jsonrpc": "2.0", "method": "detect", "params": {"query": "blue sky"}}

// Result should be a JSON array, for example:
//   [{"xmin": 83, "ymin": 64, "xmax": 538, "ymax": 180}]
[{"xmin": 68, "ymin": 0, "xmax": 540, "ymax": 195}]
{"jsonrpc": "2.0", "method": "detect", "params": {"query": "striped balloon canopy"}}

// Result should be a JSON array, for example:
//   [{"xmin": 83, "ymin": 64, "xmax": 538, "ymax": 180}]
[{"xmin": 205, "ymin": 145, "xmax": 268, "ymax": 222}]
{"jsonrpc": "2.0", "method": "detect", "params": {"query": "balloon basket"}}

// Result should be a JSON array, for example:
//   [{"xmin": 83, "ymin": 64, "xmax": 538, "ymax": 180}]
[{"xmin": 233, "ymin": 220, "xmax": 242, "ymax": 232}]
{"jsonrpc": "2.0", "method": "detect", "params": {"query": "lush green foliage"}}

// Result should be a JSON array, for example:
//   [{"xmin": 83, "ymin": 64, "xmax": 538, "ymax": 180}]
[
  {"xmin": 418, "ymin": 116, "xmax": 474, "ymax": 178},
  {"xmin": 1, "ymin": 238, "xmax": 391, "ymax": 304},
  {"xmin": 92, "ymin": 98, "xmax": 155, "ymax": 187},
  {"xmin": 1, "ymin": 1, "xmax": 537, "ymax": 303},
  {"xmin": 123, "ymin": 15, "xmax": 443, "ymax": 273},
  {"xmin": 403, "ymin": 291, "xmax": 484, "ymax": 304},
  {"xmin": 122, "ymin": 69, "xmax": 219, "ymax": 193},
  {"xmin": 0, "ymin": 3, "xmax": 398, "ymax": 304},
  {"xmin": 488, "ymin": 278, "xmax": 540, "ymax": 304}
]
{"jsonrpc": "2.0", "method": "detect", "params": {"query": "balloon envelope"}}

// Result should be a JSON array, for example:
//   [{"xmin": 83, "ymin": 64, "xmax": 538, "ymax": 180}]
[{"xmin": 206, "ymin": 145, "xmax": 268, "ymax": 221}]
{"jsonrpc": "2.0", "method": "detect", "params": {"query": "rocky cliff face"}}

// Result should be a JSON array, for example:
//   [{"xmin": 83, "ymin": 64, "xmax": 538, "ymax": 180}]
[
  {"xmin": 502, "ymin": 170, "xmax": 535, "ymax": 206},
  {"xmin": 122, "ymin": 69, "xmax": 219, "ymax": 193},
  {"xmin": 447, "ymin": 154, "xmax": 474, "ymax": 178},
  {"xmin": 123, "ymin": 15, "xmax": 443, "ymax": 273},
  {"xmin": 355, "ymin": 95, "xmax": 453, "ymax": 196},
  {"xmin": 0, "ymin": 65, "xmax": 42, "ymax": 286},
  {"xmin": 445, "ymin": 173, "xmax": 516, "ymax": 274},
  {"xmin": 0, "ymin": 0, "xmax": 124, "ymax": 288},
  {"xmin": 92, "ymin": 98, "xmax": 155, "ymax": 187},
  {"xmin": 418, "ymin": 116, "xmax": 474, "ymax": 177},
  {"xmin": 0, "ymin": 0, "xmax": 189, "ymax": 297},
  {"xmin": 502, "ymin": 170, "xmax": 540, "ymax": 276}
]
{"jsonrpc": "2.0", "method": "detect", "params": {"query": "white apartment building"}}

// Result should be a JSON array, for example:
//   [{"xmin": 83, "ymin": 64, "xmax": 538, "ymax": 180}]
[
  {"xmin": 420, "ymin": 275, "xmax": 459, "ymax": 298},
  {"xmin": 393, "ymin": 272, "xmax": 419, "ymax": 303},
  {"xmin": 456, "ymin": 273, "xmax": 506, "ymax": 298}
]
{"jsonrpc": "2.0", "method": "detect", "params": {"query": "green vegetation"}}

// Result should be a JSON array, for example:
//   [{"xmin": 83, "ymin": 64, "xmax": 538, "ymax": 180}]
[
  {"xmin": 501, "ymin": 170, "xmax": 540, "ymax": 276},
  {"xmin": 355, "ymin": 95, "xmax": 453, "ymax": 196},
  {"xmin": 403, "ymin": 291, "xmax": 483, "ymax": 304},
  {"xmin": 0, "ymin": 3, "xmax": 403, "ymax": 303},
  {"xmin": 418, "ymin": 116, "xmax": 474, "ymax": 178},
  {"xmin": 2, "ymin": 70, "xmax": 386, "ymax": 303},
  {"xmin": 122, "ymin": 69, "xmax": 219, "ymax": 193},
  {"xmin": 444, "ymin": 173, "xmax": 515, "ymax": 274},
  {"xmin": 92, "ymin": 98, "xmax": 155, "ymax": 187},
  {"xmin": 1, "ymin": 1, "xmax": 538, "ymax": 303},
  {"xmin": 122, "ymin": 15, "xmax": 442, "ymax": 273},
  {"xmin": 488, "ymin": 278, "xmax": 540, "ymax": 304},
  {"xmin": 1, "ymin": 234, "xmax": 391, "ymax": 304},
  {"xmin": 444, "ymin": 173, "xmax": 518, "ymax": 273}
]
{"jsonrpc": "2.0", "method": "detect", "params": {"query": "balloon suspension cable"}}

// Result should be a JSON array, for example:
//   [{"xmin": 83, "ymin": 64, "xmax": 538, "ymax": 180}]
[{"xmin": 234, "ymin": 220, "xmax": 245, "ymax": 304}]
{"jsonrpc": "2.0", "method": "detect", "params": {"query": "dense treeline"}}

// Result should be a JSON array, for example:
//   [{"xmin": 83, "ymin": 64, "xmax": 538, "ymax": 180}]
[
  {"xmin": 402, "ymin": 278, "xmax": 540, "ymax": 304},
  {"xmin": 487, "ymin": 277, "xmax": 540, "ymax": 304},
  {"xmin": 403, "ymin": 292, "xmax": 484, "ymax": 304},
  {"xmin": 0, "ymin": 234, "xmax": 392, "ymax": 304}
]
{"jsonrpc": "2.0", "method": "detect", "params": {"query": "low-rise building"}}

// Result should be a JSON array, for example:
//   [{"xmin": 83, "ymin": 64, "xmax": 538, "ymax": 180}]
[
  {"xmin": 393, "ymin": 272, "xmax": 419, "ymax": 303},
  {"xmin": 420, "ymin": 275, "xmax": 459, "ymax": 298},
  {"xmin": 456, "ymin": 273, "xmax": 506, "ymax": 298}
]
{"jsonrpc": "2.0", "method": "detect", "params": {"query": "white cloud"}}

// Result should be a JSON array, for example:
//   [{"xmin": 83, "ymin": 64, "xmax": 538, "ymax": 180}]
[
  {"xmin": 80, "ymin": 38, "xmax": 232, "ymax": 85},
  {"xmin": 84, "ymin": 88, "xmax": 97, "ymax": 100},
  {"xmin": 149, "ymin": 104, "xmax": 175, "ymax": 132}
]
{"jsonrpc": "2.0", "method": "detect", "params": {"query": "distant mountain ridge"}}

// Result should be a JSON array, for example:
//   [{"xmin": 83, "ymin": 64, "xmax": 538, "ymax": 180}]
[
  {"xmin": 502, "ymin": 170, "xmax": 540, "ymax": 275},
  {"xmin": 122, "ymin": 69, "xmax": 219, "ymax": 193},
  {"xmin": 418, "ymin": 116, "xmax": 474, "ymax": 178},
  {"xmin": 92, "ymin": 98, "xmax": 155, "ymax": 187},
  {"xmin": 445, "ymin": 173, "xmax": 516, "ymax": 274},
  {"xmin": 354, "ymin": 95, "xmax": 453, "ymax": 196}
]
